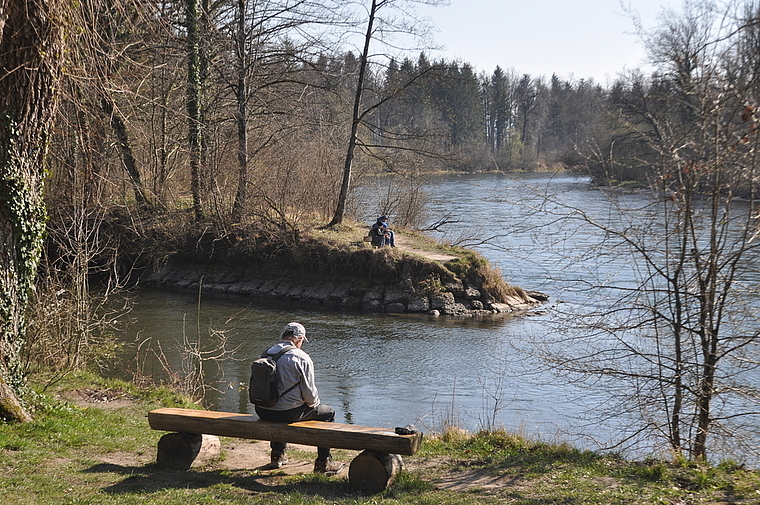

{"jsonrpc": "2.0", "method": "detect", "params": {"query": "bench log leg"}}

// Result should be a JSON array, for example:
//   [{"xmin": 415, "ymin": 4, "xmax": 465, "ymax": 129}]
[
  {"xmin": 156, "ymin": 432, "xmax": 221, "ymax": 470},
  {"xmin": 348, "ymin": 450, "xmax": 403, "ymax": 493}
]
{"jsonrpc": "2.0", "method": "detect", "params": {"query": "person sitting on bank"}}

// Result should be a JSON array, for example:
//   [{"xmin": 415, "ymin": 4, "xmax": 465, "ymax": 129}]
[
  {"xmin": 254, "ymin": 322, "xmax": 344, "ymax": 475},
  {"xmin": 370, "ymin": 215, "xmax": 396, "ymax": 247},
  {"xmin": 378, "ymin": 216, "xmax": 396, "ymax": 247},
  {"xmin": 369, "ymin": 220, "xmax": 388, "ymax": 247}
]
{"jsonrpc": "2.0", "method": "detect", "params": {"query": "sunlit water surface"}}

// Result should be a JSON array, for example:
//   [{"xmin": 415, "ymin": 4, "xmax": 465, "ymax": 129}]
[{"xmin": 122, "ymin": 172, "xmax": 760, "ymax": 462}]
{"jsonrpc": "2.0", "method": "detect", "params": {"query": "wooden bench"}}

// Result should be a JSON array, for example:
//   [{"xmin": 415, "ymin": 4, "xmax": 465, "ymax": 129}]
[{"xmin": 148, "ymin": 407, "xmax": 423, "ymax": 493}]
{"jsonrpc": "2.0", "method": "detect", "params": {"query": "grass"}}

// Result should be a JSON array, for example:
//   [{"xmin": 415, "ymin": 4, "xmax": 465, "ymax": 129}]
[
  {"xmin": 3, "ymin": 374, "xmax": 760, "ymax": 504},
  {"xmin": 309, "ymin": 219, "xmax": 461, "ymax": 255},
  {"xmin": 417, "ymin": 428, "xmax": 760, "ymax": 503},
  {"xmin": 310, "ymin": 220, "xmax": 523, "ymax": 301}
]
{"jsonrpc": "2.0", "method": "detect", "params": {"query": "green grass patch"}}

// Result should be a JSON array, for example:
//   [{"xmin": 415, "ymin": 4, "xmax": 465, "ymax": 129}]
[
  {"xmin": 417, "ymin": 428, "xmax": 760, "ymax": 504},
  {"xmin": 2, "ymin": 379, "xmax": 760, "ymax": 504}
]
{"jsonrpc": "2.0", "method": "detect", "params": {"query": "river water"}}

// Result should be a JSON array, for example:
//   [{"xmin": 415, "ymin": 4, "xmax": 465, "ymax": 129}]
[{"xmin": 122, "ymin": 172, "xmax": 760, "ymax": 462}]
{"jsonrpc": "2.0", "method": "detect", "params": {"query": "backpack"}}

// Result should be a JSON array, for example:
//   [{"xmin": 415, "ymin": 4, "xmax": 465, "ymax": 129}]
[{"xmin": 248, "ymin": 345, "xmax": 300, "ymax": 407}]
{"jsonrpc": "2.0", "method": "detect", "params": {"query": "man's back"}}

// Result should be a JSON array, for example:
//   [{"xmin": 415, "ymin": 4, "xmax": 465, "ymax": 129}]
[
  {"xmin": 262, "ymin": 341, "xmax": 319, "ymax": 410},
  {"xmin": 254, "ymin": 322, "xmax": 343, "ymax": 474}
]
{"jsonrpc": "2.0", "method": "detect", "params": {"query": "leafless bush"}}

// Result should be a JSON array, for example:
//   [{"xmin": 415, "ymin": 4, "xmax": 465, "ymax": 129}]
[{"xmin": 128, "ymin": 287, "xmax": 240, "ymax": 403}]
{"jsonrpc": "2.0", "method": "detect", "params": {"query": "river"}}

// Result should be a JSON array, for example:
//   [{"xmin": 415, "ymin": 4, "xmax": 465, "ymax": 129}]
[{"xmin": 121, "ymin": 172, "xmax": 760, "ymax": 463}]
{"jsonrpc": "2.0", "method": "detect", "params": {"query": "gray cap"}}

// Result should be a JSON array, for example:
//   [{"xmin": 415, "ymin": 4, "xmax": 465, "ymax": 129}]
[{"xmin": 282, "ymin": 322, "xmax": 307, "ymax": 341}]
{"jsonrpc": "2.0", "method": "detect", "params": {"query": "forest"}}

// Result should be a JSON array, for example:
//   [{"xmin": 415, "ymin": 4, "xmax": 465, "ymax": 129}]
[
  {"xmin": 2, "ymin": 0, "xmax": 760, "ymax": 462},
  {"xmin": 33, "ymin": 0, "xmax": 760, "ymax": 234},
  {"xmin": 42, "ymin": 0, "xmax": 613, "ymax": 229}
]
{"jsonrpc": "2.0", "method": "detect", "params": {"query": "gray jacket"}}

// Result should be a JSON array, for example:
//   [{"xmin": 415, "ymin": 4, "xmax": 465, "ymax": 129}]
[{"xmin": 262, "ymin": 341, "xmax": 320, "ymax": 410}]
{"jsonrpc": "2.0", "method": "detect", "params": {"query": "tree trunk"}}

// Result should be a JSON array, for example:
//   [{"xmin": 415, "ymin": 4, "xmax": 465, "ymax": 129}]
[
  {"xmin": 0, "ymin": 0, "xmax": 64, "ymax": 421},
  {"xmin": 186, "ymin": 0, "xmax": 205, "ymax": 220},
  {"xmin": 0, "ymin": 375, "xmax": 31, "ymax": 422},
  {"xmin": 231, "ymin": 0, "xmax": 248, "ymax": 222},
  {"xmin": 668, "ymin": 292, "xmax": 684, "ymax": 454},
  {"xmin": 101, "ymin": 94, "xmax": 148, "ymax": 206},
  {"xmin": 329, "ymin": 0, "xmax": 379, "ymax": 226},
  {"xmin": 692, "ymin": 352, "xmax": 717, "ymax": 460}
]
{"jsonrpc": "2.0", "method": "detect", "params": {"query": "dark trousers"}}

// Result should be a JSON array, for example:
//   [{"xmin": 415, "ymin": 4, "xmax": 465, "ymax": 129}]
[
  {"xmin": 372, "ymin": 230, "xmax": 395, "ymax": 247},
  {"xmin": 255, "ymin": 403, "xmax": 336, "ymax": 460}
]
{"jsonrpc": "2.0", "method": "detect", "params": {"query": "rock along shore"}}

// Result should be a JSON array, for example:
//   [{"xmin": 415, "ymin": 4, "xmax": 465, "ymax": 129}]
[{"xmin": 143, "ymin": 262, "xmax": 548, "ymax": 317}]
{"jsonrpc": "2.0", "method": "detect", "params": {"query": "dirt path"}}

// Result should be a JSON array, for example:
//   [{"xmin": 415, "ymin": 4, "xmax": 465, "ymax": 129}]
[{"xmin": 393, "ymin": 235, "xmax": 457, "ymax": 262}]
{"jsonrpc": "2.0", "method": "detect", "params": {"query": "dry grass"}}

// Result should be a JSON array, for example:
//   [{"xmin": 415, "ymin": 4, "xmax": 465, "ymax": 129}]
[{"xmin": 102, "ymin": 209, "xmax": 523, "ymax": 303}]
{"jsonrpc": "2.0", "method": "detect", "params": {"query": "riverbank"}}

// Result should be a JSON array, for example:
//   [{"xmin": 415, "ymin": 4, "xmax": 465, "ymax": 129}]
[
  {"xmin": 3, "ymin": 373, "xmax": 759, "ymax": 504},
  {"xmin": 112, "ymin": 210, "xmax": 546, "ymax": 317}
]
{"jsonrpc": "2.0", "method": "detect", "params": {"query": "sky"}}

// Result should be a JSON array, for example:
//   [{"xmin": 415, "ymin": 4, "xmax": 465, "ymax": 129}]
[{"xmin": 414, "ymin": 0, "xmax": 675, "ymax": 85}]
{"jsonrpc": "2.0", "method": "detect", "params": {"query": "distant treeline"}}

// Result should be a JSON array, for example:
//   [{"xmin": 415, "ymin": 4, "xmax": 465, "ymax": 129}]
[
  {"xmin": 44, "ymin": 0, "xmax": 760, "ymax": 229},
  {"xmin": 43, "ymin": 0, "xmax": 632, "ymax": 233}
]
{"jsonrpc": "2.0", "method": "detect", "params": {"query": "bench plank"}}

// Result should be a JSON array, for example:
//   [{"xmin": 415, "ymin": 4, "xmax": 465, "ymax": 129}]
[{"xmin": 148, "ymin": 408, "xmax": 422, "ymax": 456}]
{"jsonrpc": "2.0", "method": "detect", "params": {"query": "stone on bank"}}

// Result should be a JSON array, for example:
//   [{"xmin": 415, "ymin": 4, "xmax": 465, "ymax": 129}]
[{"xmin": 143, "ymin": 262, "xmax": 545, "ymax": 316}]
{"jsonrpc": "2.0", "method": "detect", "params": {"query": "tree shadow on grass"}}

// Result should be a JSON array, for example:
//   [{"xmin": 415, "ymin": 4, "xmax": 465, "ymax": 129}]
[{"xmin": 85, "ymin": 462, "xmax": 355, "ymax": 498}]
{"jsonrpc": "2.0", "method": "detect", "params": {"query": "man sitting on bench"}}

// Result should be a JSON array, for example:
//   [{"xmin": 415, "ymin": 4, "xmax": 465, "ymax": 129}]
[{"xmin": 254, "ymin": 322, "xmax": 344, "ymax": 475}]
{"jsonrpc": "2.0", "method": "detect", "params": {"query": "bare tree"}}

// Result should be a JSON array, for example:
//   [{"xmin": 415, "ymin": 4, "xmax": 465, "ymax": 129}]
[
  {"xmin": 186, "ymin": 0, "xmax": 207, "ymax": 220},
  {"xmin": 534, "ymin": 1, "xmax": 760, "ymax": 462},
  {"xmin": 225, "ymin": 0, "xmax": 340, "ymax": 222},
  {"xmin": 329, "ymin": 0, "xmax": 446, "ymax": 226}
]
